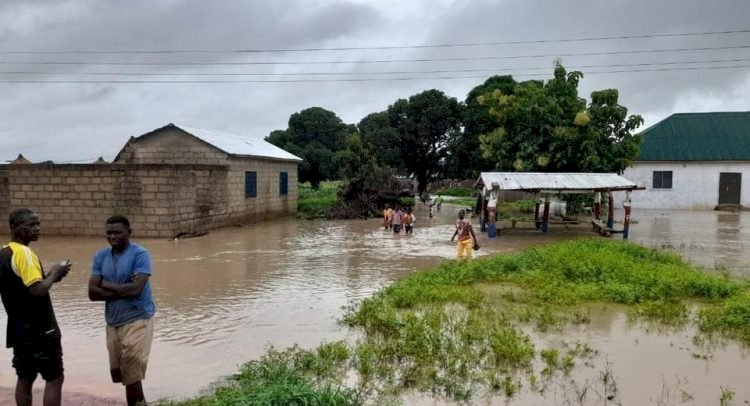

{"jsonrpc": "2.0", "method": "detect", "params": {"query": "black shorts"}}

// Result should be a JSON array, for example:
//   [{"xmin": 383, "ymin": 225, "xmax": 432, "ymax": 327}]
[
  {"xmin": 12, "ymin": 332, "xmax": 64, "ymax": 381},
  {"xmin": 393, "ymin": 224, "xmax": 402, "ymax": 233}
]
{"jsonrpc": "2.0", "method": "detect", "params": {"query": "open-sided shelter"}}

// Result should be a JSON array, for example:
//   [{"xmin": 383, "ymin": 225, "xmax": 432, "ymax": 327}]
[{"xmin": 475, "ymin": 172, "xmax": 640, "ymax": 238}]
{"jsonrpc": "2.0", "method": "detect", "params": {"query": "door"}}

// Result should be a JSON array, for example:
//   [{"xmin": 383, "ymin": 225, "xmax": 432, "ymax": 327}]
[{"xmin": 718, "ymin": 172, "xmax": 741, "ymax": 205}]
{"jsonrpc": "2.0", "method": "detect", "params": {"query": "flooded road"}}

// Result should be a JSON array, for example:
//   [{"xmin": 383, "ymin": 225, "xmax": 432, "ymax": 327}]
[{"xmin": 0, "ymin": 206, "xmax": 748, "ymax": 404}]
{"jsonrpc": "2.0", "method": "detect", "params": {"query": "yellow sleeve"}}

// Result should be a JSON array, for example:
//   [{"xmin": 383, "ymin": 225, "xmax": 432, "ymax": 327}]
[{"xmin": 11, "ymin": 244, "xmax": 44, "ymax": 287}]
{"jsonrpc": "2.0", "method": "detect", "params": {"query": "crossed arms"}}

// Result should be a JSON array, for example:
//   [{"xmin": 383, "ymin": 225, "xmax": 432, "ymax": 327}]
[{"xmin": 88, "ymin": 274, "xmax": 149, "ymax": 301}]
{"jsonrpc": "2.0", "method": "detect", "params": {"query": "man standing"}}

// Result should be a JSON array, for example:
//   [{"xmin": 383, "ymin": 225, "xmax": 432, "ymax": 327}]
[
  {"xmin": 88, "ymin": 215, "xmax": 155, "ymax": 406},
  {"xmin": 0, "ymin": 208, "xmax": 70, "ymax": 406},
  {"xmin": 450, "ymin": 209, "xmax": 478, "ymax": 260}
]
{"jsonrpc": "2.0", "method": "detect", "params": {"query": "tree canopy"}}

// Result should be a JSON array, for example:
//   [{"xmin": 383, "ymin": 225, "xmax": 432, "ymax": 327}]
[
  {"xmin": 444, "ymin": 75, "xmax": 518, "ymax": 180},
  {"xmin": 357, "ymin": 111, "xmax": 405, "ymax": 172},
  {"xmin": 269, "ymin": 64, "xmax": 643, "ymax": 197},
  {"xmin": 387, "ymin": 89, "xmax": 464, "ymax": 193},
  {"xmin": 478, "ymin": 64, "xmax": 643, "ymax": 173},
  {"xmin": 265, "ymin": 107, "xmax": 354, "ymax": 188}
]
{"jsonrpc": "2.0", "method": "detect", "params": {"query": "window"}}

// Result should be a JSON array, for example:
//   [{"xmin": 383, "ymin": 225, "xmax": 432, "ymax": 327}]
[
  {"xmin": 652, "ymin": 171, "xmax": 672, "ymax": 189},
  {"xmin": 245, "ymin": 171, "xmax": 257, "ymax": 198},
  {"xmin": 279, "ymin": 172, "xmax": 288, "ymax": 195}
]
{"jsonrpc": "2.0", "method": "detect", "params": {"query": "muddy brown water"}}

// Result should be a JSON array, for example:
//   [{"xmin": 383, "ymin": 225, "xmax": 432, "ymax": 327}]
[{"xmin": 0, "ymin": 206, "xmax": 748, "ymax": 404}]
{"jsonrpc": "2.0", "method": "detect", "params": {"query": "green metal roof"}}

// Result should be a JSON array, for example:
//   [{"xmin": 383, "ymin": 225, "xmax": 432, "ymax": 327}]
[{"xmin": 637, "ymin": 112, "xmax": 750, "ymax": 161}]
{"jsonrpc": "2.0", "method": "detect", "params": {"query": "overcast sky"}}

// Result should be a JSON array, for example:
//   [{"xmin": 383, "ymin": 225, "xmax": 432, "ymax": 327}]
[{"xmin": 1, "ymin": 0, "xmax": 749, "ymax": 163}]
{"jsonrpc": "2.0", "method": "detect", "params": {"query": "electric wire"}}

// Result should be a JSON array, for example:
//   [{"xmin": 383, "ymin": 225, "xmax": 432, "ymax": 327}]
[
  {"xmin": 1, "ymin": 28, "xmax": 749, "ymax": 54},
  {"xmin": 1, "ymin": 64, "xmax": 748, "ymax": 84},
  {"xmin": 1, "ymin": 44, "xmax": 750, "ymax": 66},
  {"xmin": 0, "ymin": 57, "xmax": 749, "ymax": 77}
]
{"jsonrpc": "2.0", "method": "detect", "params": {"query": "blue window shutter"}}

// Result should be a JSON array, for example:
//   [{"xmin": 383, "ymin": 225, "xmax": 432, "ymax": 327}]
[
  {"xmin": 279, "ymin": 172, "xmax": 288, "ymax": 195},
  {"xmin": 245, "ymin": 171, "xmax": 257, "ymax": 198}
]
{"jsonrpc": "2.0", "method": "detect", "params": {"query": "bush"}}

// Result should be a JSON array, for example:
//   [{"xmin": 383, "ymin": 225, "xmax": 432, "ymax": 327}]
[{"xmin": 298, "ymin": 182, "xmax": 340, "ymax": 219}]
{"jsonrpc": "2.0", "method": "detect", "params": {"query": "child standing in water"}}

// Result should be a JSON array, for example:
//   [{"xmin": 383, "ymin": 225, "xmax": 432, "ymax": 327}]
[
  {"xmin": 391, "ymin": 206, "xmax": 404, "ymax": 234},
  {"xmin": 450, "ymin": 209, "xmax": 478, "ymax": 260},
  {"xmin": 403, "ymin": 208, "xmax": 415, "ymax": 234},
  {"xmin": 383, "ymin": 204, "xmax": 393, "ymax": 230}
]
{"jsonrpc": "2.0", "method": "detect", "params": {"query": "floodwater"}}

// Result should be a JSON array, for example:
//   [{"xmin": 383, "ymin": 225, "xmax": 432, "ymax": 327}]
[{"xmin": 0, "ymin": 206, "xmax": 748, "ymax": 404}]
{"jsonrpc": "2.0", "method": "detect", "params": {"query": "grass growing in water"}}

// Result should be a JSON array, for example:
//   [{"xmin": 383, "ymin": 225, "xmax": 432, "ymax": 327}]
[
  {"xmin": 162, "ymin": 343, "xmax": 355, "ymax": 406},
  {"xmin": 297, "ymin": 181, "xmax": 340, "ymax": 219},
  {"xmin": 343, "ymin": 239, "xmax": 750, "ymax": 400},
  {"xmin": 435, "ymin": 186, "xmax": 473, "ymax": 197},
  {"xmin": 165, "ymin": 239, "xmax": 750, "ymax": 405}
]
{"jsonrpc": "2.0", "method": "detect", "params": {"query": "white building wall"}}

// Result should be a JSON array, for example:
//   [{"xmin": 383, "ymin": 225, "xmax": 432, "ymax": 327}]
[{"xmin": 620, "ymin": 161, "xmax": 750, "ymax": 209}]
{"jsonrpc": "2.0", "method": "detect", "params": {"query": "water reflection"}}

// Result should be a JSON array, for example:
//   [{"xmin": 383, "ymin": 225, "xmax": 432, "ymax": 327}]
[{"xmin": 627, "ymin": 209, "xmax": 750, "ymax": 274}]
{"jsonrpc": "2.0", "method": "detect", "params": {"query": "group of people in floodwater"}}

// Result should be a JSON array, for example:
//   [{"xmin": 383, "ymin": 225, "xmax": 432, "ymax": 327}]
[
  {"xmin": 382, "ymin": 205, "xmax": 415, "ymax": 234},
  {"xmin": 382, "ymin": 195, "xmax": 479, "ymax": 260}
]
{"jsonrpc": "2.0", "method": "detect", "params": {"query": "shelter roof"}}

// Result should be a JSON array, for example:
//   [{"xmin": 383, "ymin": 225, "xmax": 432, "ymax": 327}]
[
  {"xmin": 638, "ymin": 112, "xmax": 750, "ymax": 161},
  {"xmin": 475, "ymin": 172, "xmax": 637, "ymax": 193}
]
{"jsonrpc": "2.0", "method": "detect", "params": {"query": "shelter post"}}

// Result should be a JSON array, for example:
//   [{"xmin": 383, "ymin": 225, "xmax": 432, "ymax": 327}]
[
  {"xmin": 534, "ymin": 196, "xmax": 542, "ymax": 229},
  {"xmin": 607, "ymin": 191, "xmax": 615, "ymax": 229},
  {"xmin": 623, "ymin": 191, "xmax": 632, "ymax": 240},
  {"xmin": 487, "ymin": 184, "xmax": 498, "ymax": 238},
  {"xmin": 542, "ymin": 194, "xmax": 550, "ymax": 234},
  {"xmin": 594, "ymin": 192, "xmax": 602, "ymax": 220},
  {"xmin": 480, "ymin": 190, "xmax": 487, "ymax": 232}
]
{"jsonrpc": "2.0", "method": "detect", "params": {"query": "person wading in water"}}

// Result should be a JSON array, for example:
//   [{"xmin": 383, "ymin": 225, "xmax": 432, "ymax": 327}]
[{"xmin": 450, "ymin": 209, "xmax": 479, "ymax": 260}]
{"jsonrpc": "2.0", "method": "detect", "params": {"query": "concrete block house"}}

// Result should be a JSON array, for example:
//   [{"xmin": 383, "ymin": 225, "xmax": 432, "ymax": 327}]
[
  {"xmin": 622, "ymin": 112, "xmax": 750, "ymax": 209},
  {"xmin": 0, "ymin": 123, "xmax": 301, "ymax": 237}
]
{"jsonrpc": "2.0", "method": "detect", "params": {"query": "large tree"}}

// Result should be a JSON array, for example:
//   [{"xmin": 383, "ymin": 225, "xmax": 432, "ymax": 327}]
[
  {"xmin": 357, "ymin": 111, "xmax": 405, "ymax": 172},
  {"xmin": 479, "ymin": 64, "xmax": 643, "ymax": 173},
  {"xmin": 443, "ymin": 75, "xmax": 518, "ymax": 179},
  {"xmin": 266, "ymin": 107, "xmax": 353, "ymax": 188},
  {"xmin": 387, "ymin": 89, "xmax": 464, "ymax": 193}
]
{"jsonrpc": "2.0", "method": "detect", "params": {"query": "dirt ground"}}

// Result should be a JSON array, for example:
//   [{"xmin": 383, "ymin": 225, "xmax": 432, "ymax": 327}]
[{"xmin": 0, "ymin": 387, "xmax": 124, "ymax": 405}]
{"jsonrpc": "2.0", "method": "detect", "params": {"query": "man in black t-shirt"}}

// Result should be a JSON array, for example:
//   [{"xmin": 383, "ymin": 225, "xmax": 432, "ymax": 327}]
[{"xmin": 0, "ymin": 208, "xmax": 70, "ymax": 406}]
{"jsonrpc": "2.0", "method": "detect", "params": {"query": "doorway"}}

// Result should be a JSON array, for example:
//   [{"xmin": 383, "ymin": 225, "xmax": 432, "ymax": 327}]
[{"xmin": 718, "ymin": 172, "xmax": 742, "ymax": 205}]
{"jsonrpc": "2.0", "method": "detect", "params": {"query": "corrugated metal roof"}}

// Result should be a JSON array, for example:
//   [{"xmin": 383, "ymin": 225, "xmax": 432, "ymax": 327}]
[
  {"xmin": 175, "ymin": 124, "xmax": 302, "ymax": 162},
  {"xmin": 476, "ymin": 172, "xmax": 637, "ymax": 192},
  {"xmin": 638, "ymin": 112, "xmax": 750, "ymax": 161}
]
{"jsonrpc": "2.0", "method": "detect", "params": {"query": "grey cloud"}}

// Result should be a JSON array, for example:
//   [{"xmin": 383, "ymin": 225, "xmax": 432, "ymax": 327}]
[{"xmin": 0, "ymin": 0, "xmax": 748, "ymax": 162}]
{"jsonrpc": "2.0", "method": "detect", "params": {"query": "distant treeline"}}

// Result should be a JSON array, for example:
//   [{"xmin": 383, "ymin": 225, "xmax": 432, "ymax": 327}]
[{"xmin": 266, "ymin": 63, "xmax": 644, "ymax": 193}]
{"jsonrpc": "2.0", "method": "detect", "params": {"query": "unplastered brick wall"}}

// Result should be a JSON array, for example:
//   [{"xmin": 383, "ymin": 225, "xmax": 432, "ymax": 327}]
[
  {"xmin": 0, "ymin": 168, "xmax": 9, "ymax": 220},
  {"xmin": 115, "ymin": 127, "xmax": 228, "ymax": 165},
  {"xmin": 226, "ymin": 157, "xmax": 298, "ymax": 223},
  {"xmin": 4, "ymin": 164, "xmax": 230, "ymax": 238}
]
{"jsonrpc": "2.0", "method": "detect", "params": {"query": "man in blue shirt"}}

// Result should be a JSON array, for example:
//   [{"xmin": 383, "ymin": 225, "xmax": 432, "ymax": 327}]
[{"xmin": 88, "ymin": 215, "xmax": 155, "ymax": 406}]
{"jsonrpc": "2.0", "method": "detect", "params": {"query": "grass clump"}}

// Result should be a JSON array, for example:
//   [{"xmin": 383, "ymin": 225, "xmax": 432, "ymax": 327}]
[
  {"xmin": 442, "ymin": 197, "xmax": 476, "ymax": 208},
  {"xmin": 435, "ymin": 187, "xmax": 473, "ymax": 197},
  {"xmin": 162, "ymin": 343, "xmax": 355, "ymax": 406},
  {"xmin": 298, "ymin": 181, "xmax": 340, "ymax": 219}
]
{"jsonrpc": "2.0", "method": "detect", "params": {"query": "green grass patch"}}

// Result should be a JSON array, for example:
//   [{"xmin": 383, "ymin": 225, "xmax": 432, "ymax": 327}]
[
  {"xmin": 162, "ymin": 343, "xmax": 355, "ymax": 406},
  {"xmin": 397, "ymin": 196, "xmax": 415, "ymax": 208},
  {"xmin": 442, "ymin": 197, "xmax": 476, "ymax": 208},
  {"xmin": 435, "ymin": 187, "xmax": 473, "ymax": 197},
  {"xmin": 297, "ymin": 181, "xmax": 341, "ymax": 219}
]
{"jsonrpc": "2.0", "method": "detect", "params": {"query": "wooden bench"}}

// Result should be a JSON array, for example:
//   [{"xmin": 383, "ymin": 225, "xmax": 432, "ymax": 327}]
[
  {"xmin": 591, "ymin": 220, "xmax": 623, "ymax": 237},
  {"xmin": 504, "ymin": 219, "xmax": 581, "ymax": 229}
]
